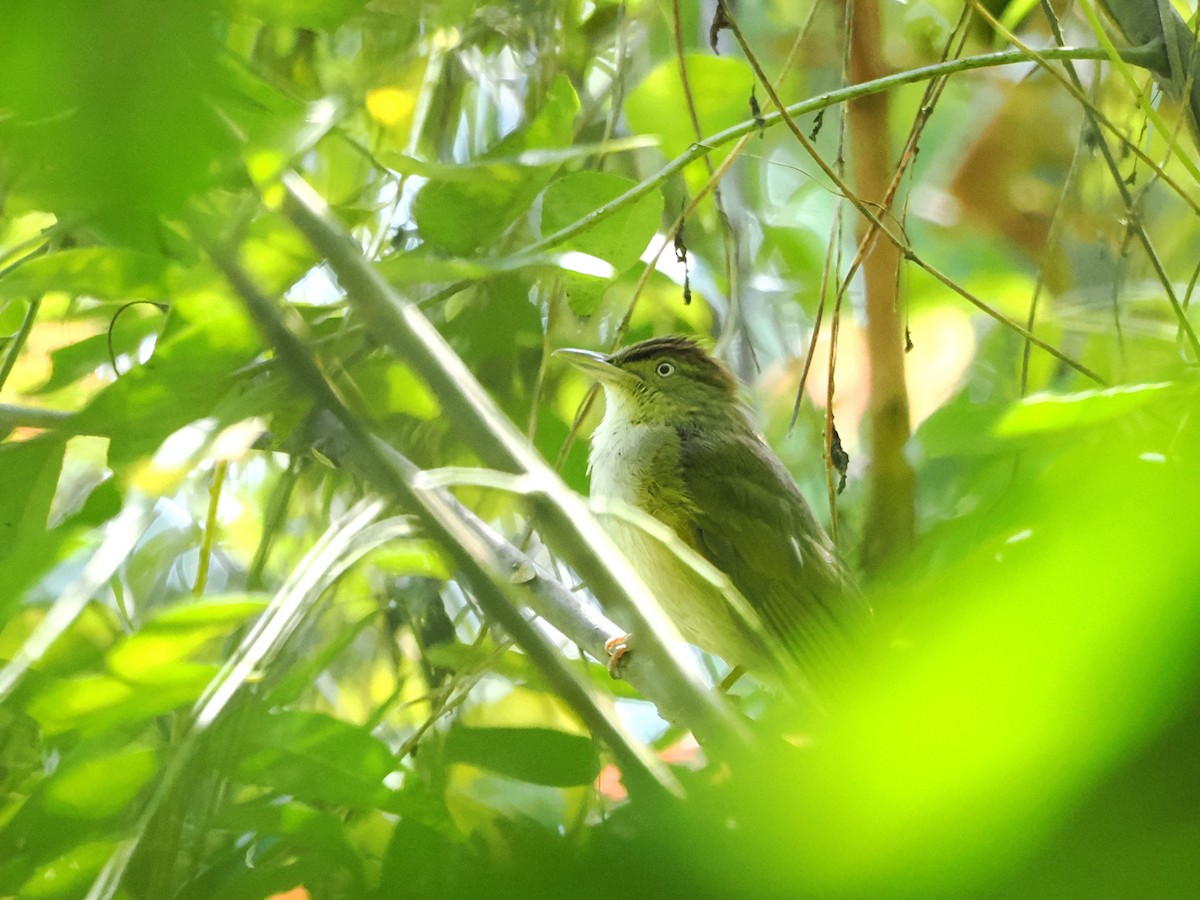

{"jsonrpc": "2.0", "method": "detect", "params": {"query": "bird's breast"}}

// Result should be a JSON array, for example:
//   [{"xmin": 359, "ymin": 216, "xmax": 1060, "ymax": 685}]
[{"xmin": 588, "ymin": 416, "xmax": 677, "ymax": 506}]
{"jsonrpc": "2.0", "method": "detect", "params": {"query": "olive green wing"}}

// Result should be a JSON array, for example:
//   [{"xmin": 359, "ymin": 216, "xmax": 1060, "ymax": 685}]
[{"xmin": 677, "ymin": 422, "xmax": 863, "ymax": 671}]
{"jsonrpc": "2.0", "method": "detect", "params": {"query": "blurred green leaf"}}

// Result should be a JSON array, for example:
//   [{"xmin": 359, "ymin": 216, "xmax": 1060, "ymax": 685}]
[
  {"xmin": 25, "ymin": 672, "xmax": 214, "ymax": 736},
  {"xmin": 381, "ymin": 138, "xmax": 653, "ymax": 182},
  {"xmin": 0, "ymin": 0, "xmax": 234, "ymax": 246},
  {"xmin": 35, "ymin": 306, "xmax": 165, "ymax": 395},
  {"xmin": 0, "ymin": 298, "xmax": 31, "ymax": 335},
  {"xmin": 236, "ymin": 710, "xmax": 398, "ymax": 809},
  {"xmin": 556, "ymin": 269, "xmax": 611, "ymax": 317},
  {"xmin": 233, "ymin": 0, "xmax": 370, "ymax": 32},
  {"xmin": 107, "ymin": 595, "xmax": 269, "ymax": 685},
  {"xmin": 0, "ymin": 601, "xmax": 122, "ymax": 680},
  {"xmin": 995, "ymin": 383, "xmax": 1177, "ymax": 437},
  {"xmin": 444, "ymin": 726, "xmax": 600, "ymax": 787},
  {"xmin": 912, "ymin": 392, "xmax": 1010, "ymax": 458},
  {"xmin": 40, "ymin": 746, "xmax": 158, "ymax": 820},
  {"xmin": 0, "ymin": 248, "xmax": 177, "ymax": 301},
  {"xmin": 171, "ymin": 796, "xmax": 373, "ymax": 899},
  {"xmin": 71, "ymin": 292, "xmax": 261, "ymax": 465},
  {"xmin": 18, "ymin": 840, "xmax": 116, "ymax": 900},
  {"xmin": 0, "ymin": 437, "xmax": 64, "ymax": 573},
  {"xmin": 696, "ymin": 395, "xmax": 1200, "ymax": 898},
  {"xmin": 0, "ymin": 438, "xmax": 69, "ymax": 626},
  {"xmin": 350, "ymin": 355, "xmax": 441, "ymax": 422},
  {"xmin": 374, "ymin": 247, "xmax": 560, "ymax": 285}
]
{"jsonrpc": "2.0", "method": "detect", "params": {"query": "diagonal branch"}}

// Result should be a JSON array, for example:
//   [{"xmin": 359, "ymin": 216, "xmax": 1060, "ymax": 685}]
[{"xmin": 203, "ymin": 237, "xmax": 693, "ymax": 802}]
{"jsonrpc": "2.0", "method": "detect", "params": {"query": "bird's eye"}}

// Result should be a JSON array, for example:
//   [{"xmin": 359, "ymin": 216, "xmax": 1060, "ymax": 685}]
[{"xmin": 655, "ymin": 361, "xmax": 675, "ymax": 377}]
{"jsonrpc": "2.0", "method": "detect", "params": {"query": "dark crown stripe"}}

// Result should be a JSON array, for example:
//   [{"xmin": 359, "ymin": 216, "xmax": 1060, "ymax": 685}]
[{"xmin": 611, "ymin": 335, "xmax": 735, "ymax": 393}]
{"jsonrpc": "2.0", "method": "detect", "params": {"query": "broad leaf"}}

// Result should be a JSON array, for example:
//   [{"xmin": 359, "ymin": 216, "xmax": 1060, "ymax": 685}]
[
  {"xmin": 235, "ymin": 710, "xmax": 398, "ymax": 809},
  {"xmin": 444, "ymin": 726, "xmax": 600, "ymax": 787},
  {"xmin": 413, "ymin": 76, "xmax": 580, "ymax": 254}
]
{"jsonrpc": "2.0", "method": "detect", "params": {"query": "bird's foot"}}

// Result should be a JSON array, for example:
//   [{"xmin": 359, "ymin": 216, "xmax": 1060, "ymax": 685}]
[{"xmin": 604, "ymin": 633, "xmax": 632, "ymax": 678}]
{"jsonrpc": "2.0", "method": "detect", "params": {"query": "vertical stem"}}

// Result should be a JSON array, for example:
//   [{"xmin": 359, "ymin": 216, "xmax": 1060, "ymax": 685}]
[
  {"xmin": 193, "ymin": 461, "xmax": 228, "ymax": 596},
  {"xmin": 846, "ymin": 0, "xmax": 915, "ymax": 571},
  {"xmin": 0, "ymin": 298, "xmax": 40, "ymax": 393}
]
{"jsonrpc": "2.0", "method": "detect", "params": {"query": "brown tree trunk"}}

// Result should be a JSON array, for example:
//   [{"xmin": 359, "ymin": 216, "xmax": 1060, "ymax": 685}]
[{"xmin": 846, "ymin": 0, "xmax": 915, "ymax": 572}]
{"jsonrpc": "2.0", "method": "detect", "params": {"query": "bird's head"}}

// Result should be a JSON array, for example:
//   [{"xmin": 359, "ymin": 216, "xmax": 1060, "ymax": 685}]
[{"xmin": 555, "ymin": 336, "xmax": 738, "ymax": 426}]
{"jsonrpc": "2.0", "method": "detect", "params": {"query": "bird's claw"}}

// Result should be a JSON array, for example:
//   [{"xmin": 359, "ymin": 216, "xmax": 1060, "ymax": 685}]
[{"xmin": 604, "ymin": 633, "xmax": 632, "ymax": 678}]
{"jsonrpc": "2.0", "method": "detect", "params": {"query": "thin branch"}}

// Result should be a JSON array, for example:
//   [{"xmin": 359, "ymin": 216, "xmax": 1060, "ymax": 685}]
[
  {"xmin": 279, "ymin": 174, "xmax": 752, "ymax": 751},
  {"xmin": 964, "ymin": 0, "xmax": 1200, "ymax": 362},
  {"xmin": 521, "ymin": 46, "xmax": 1135, "ymax": 382},
  {"xmin": 0, "ymin": 402, "xmax": 73, "ymax": 432},
  {"xmin": 0, "ymin": 298, "xmax": 40, "ymax": 394},
  {"xmin": 203, "ymin": 236, "xmax": 695, "ymax": 799},
  {"xmin": 671, "ymin": 0, "xmax": 737, "ymax": 317}
]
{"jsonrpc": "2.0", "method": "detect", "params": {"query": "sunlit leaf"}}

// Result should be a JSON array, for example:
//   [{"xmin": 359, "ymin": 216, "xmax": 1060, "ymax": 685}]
[
  {"xmin": 349, "ymin": 355, "xmax": 441, "ymax": 422},
  {"xmin": 624, "ymin": 54, "xmax": 754, "ymax": 194},
  {"xmin": 0, "ymin": 477, "xmax": 122, "ymax": 631},
  {"xmin": 0, "ymin": 602, "xmax": 122, "ymax": 679},
  {"xmin": 107, "ymin": 595, "xmax": 269, "ymax": 684},
  {"xmin": 0, "ymin": 436, "xmax": 64, "ymax": 570},
  {"xmin": 25, "ymin": 672, "xmax": 214, "ymax": 736},
  {"xmin": 994, "ymin": 383, "xmax": 1177, "ymax": 436},
  {"xmin": 541, "ymin": 172, "xmax": 662, "ymax": 270},
  {"xmin": 0, "ymin": 248, "xmax": 177, "ymax": 301},
  {"xmin": 41, "ymin": 746, "xmax": 159, "ymax": 819},
  {"xmin": 35, "ymin": 306, "xmax": 165, "ymax": 395},
  {"xmin": 70, "ymin": 291, "xmax": 261, "ymax": 465}
]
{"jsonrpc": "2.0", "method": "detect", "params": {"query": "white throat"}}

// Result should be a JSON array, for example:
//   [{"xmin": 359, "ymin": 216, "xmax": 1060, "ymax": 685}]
[{"xmin": 587, "ymin": 388, "xmax": 673, "ymax": 505}]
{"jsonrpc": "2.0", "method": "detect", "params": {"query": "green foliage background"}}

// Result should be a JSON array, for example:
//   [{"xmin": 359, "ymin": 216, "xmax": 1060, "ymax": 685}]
[{"xmin": 1, "ymin": 0, "xmax": 1199, "ymax": 898}]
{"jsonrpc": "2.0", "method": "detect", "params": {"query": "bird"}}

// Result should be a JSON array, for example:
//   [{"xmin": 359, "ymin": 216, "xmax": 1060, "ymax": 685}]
[{"xmin": 555, "ymin": 335, "xmax": 865, "ymax": 689}]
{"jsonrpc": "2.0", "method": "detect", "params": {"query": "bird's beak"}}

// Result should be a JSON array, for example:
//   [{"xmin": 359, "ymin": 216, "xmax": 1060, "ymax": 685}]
[{"xmin": 553, "ymin": 347, "xmax": 640, "ymax": 387}]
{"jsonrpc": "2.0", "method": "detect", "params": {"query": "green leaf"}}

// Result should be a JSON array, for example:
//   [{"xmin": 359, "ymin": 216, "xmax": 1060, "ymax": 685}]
[
  {"xmin": 0, "ymin": 438, "xmax": 68, "ymax": 625},
  {"xmin": 374, "ymin": 247, "xmax": 560, "ymax": 285},
  {"xmin": 18, "ymin": 840, "xmax": 117, "ymax": 900},
  {"xmin": 25, "ymin": 672, "xmax": 214, "ymax": 736},
  {"xmin": 40, "ymin": 746, "xmax": 159, "ymax": 819},
  {"xmin": 107, "ymin": 595, "xmax": 269, "ymax": 685},
  {"xmin": 444, "ymin": 726, "xmax": 600, "ymax": 787},
  {"xmin": 0, "ymin": 437, "xmax": 64, "ymax": 571},
  {"xmin": 1, "ymin": 601, "xmax": 123, "ymax": 679},
  {"xmin": 540, "ymin": 171, "xmax": 663, "ymax": 271},
  {"xmin": 999, "ymin": 0, "xmax": 1041, "ymax": 34},
  {"xmin": 0, "ymin": 0, "xmax": 234, "ymax": 247},
  {"xmin": 912, "ymin": 394, "xmax": 1010, "ymax": 459},
  {"xmin": 35, "ymin": 305, "xmax": 165, "ymax": 394},
  {"xmin": 380, "ymin": 138, "xmax": 654, "ymax": 182},
  {"xmin": 413, "ymin": 75, "xmax": 580, "ymax": 255},
  {"xmin": 235, "ymin": 710, "xmax": 398, "ymax": 809},
  {"xmin": 233, "ymin": 0, "xmax": 370, "ymax": 30},
  {"xmin": 994, "ymin": 383, "xmax": 1177, "ymax": 437},
  {"xmin": 349, "ymin": 355, "xmax": 441, "ymax": 422},
  {"xmin": 625, "ymin": 54, "xmax": 755, "ymax": 187},
  {"xmin": 0, "ymin": 248, "xmax": 177, "ymax": 301},
  {"xmin": 214, "ymin": 798, "xmax": 368, "ymax": 883},
  {"xmin": 557, "ymin": 269, "xmax": 612, "ymax": 317},
  {"xmin": 70, "ymin": 291, "xmax": 262, "ymax": 465},
  {"xmin": 0, "ymin": 298, "xmax": 31, "ymax": 335}
]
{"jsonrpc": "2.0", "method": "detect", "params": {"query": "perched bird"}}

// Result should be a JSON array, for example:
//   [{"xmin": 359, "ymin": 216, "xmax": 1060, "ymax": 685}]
[{"xmin": 556, "ymin": 336, "xmax": 864, "ymax": 687}]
